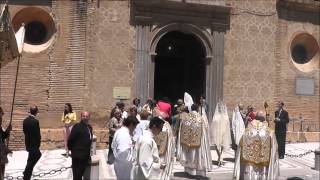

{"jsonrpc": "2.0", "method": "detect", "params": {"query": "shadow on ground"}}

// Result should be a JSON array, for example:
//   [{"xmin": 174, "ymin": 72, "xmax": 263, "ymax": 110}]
[
  {"xmin": 223, "ymin": 157, "xmax": 235, "ymax": 162},
  {"xmin": 174, "ymin": 172, "xmax": 209, "ymax": 180}
]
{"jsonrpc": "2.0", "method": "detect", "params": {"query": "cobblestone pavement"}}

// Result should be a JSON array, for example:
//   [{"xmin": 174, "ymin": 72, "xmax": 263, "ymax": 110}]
[{"xmin": 4, "ymin": 143, "xmax": 319, "ymax": 180}]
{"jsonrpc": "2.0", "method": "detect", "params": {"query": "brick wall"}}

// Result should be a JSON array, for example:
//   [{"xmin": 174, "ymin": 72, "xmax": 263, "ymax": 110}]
[
  {"xmin": 223, "ymin": 0, "xmax": 319, "ymax": 127},
  {"xmin": 1, "ymin": 0, "xmax": 135, "ymax": 150},
  {"xmin": 84, "ymin": 0, "xmax": 135, "ymax": 125},
  {"xmin": 1, "ymin": 0, "xmax": 88, "ymax": 129},
  {"xmin": 1, "ymin": 0, "xmax": 319, "ymax": 150},
  {"xmin": 275, "ymin": 14, "xmax": 320, "ymax": 128},
  {"xmin": 223, "ymin": 0, "xmax": 278, "ymax": 111}
]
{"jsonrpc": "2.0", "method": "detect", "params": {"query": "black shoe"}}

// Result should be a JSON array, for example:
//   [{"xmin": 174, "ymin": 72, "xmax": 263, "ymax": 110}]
[
  {"xmin": 279, "ymin": 155, "xmax": 284, "ymax": 159},
  {"xmin": 62, "ymin": 152, "xmax": 71, "ymax": 157}
]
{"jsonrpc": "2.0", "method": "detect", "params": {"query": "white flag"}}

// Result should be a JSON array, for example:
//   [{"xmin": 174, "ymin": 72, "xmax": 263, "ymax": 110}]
[
  {"xmin": 184, "ymin": 92, "xmax": 194, "ymax": 112},
  {"xmin": 15, "ymin": 24, "xmax": 25, "ymax": 54}
]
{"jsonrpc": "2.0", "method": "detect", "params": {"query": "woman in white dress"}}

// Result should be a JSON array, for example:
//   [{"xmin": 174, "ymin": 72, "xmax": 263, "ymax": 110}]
[{"xmin": 211, "ymin": 101, "xmax": 232, "ymax": 166}]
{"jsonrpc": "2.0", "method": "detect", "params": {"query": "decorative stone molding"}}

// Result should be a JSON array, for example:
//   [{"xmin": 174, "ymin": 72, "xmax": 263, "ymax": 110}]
[
  {"xmin": 131, "ymin": 0, "xmax": 230, "ymax": 117},
  {"xmin": 277, "ymin": 0, "xmax": 320, "ymax": 25},
  {"xmin": 277, "ymin": 0, "xmax": 320, "ymax": 13},
  {"xmin": 149, "ymin": 23, "xmax": 213, "ymax": 64},
  {"xmin": 130, "ymin": 0, "xmax": 231, "ymax": 31}
]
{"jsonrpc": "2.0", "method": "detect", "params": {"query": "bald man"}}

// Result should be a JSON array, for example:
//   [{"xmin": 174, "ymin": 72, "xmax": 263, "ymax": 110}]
[
  {"xmin": 68, "ymin": 111, "xmax": 93, "ymax": 180},
  {"xmin": 23, "ymin": 105, "xmax": 41, "ymax": 180}
]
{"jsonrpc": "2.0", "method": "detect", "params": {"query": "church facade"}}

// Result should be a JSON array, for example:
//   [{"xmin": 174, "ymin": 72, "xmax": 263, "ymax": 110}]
[{"xmin": 0, "ymin": 0, "xmax": 319, "ymax": 149}]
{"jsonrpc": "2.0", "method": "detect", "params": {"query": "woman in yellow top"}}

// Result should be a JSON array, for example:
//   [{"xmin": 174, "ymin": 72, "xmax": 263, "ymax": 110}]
[{"xmin": 62, "ymin": 103, "xmax": 77, "ymax": 156}]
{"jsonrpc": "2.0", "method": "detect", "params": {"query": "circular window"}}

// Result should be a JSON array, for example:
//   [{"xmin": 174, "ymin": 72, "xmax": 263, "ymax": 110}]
[
  {"xmin": 12, "ymin": 7, "xmax": 55, "ymax": 53},
  {"xmin": 291, "ymin": 44, "xmax": 308, "ymax": 64},
  {"xmin": 25, "ymin": 21, "xmax": 47, "ymax": 45},
  {"xmin": 289, "ymin": 33, "xmax": 319, "ymax": 72}
]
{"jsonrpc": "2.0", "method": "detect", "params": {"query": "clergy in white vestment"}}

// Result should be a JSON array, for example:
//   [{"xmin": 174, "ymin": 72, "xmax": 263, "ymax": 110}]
[
  {"xmin": 198, "ymin": 98, "xmax": 210, "ymax": 141},
  {"xmin": 112, "ymin": 116, "xmax": 139, "ymax": 180},
  {"xmin": 231, "ymin": 105, "xmax": 245, "ymax": 148},
  {"xmin": 177, "ymin": 104, "xmax": 212, "ymax": 177},
  {"xmin": 211, "ymin": 101, "xmax": 232, "ymax": 165},
  {"xmin": 233, "ymin": 119, "xmax": 279, "ymax": 180},
  {"xmin": 198, "ymin": 95, "xmax": 209, "ymax": 120},
  {"xmin": 154, "ymin": 119, "xmax": 175, "ymax": 180},
  {"xmin": 132, "ymin": 117, "xmax": 166, "ymax": 180},
  {"xmin": 133, "ymin": 110, "xmax": 150, "ymax": 143}
]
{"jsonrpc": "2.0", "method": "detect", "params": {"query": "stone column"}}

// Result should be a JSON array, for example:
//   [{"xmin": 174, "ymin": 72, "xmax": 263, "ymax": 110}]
[
  {"xmin": 206, "ymin": 31, "xmax": 224, "ymax": 121},
  {"xmin": 135, "ymin": 25, "xmax": 152, "ymax": 104}
]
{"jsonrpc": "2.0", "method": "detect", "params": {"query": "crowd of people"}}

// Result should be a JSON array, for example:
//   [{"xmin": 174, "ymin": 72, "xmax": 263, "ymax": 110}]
[
  {"xmin": 0, "ymin": 93, "xmax": 290, "ymax": 180},
  {"xmin": 105, "ymin": 93, "xmax": 289, "ymax": 180}
]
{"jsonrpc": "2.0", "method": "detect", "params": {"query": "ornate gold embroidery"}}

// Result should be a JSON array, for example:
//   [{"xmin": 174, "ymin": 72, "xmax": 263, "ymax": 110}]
[
  {"xmin": 241, "ymin": 120, "xmax": 271, "ymax": 167},
  {"xmin": 154, "ymin": 131, "xmax": 168, "ymax": 156},
  {"xmin": 154, "ymin": 122, "xmax": 171, "ymax": 156},
  {"xmin": 180, "ymin": 113, "xmax": 203, "ymax": 148}
]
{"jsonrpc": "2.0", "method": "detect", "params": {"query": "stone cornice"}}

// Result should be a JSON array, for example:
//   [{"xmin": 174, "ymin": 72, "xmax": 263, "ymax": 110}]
[
  {"xmin": 277, "ymin": 0, "xmax": 320, "ymax": 25},
  {"xmin": 130, "ymin": 0, "xmax": 231, "ymax": 31},
  {"xmin": 277, "ymin": 0, "xmax": 320, "ymax": 13}
]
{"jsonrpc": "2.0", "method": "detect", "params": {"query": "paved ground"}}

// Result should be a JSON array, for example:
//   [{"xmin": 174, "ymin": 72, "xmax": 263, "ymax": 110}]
[{"xmin": 4, "ymin": 142, "xmax": 320, "ymax": 180}]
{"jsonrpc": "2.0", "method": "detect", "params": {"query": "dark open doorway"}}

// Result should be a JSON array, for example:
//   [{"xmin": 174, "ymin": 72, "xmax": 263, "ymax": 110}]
[{"xmin": 154, "ymin": 31, "xmax": 206, "ymax": 104}]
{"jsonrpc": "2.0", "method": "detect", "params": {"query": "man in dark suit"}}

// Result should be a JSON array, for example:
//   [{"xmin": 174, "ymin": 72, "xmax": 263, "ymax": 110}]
[
  {"xmin": 274, "ymin": 101, "xmax": 289, "ymax": 159},
  {"xmin": 23, "ymin": 105, "xmax": 41, "ymax": 180},
  {"xmin": 68, "ymin": 111, "xmax": 93, "ymax": 180}
]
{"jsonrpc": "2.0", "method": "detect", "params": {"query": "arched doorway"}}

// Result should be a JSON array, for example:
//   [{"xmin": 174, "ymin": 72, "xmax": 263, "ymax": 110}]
[{"xmin": 154, "ymin": 31, "xmax": 206, "ymax": 103}]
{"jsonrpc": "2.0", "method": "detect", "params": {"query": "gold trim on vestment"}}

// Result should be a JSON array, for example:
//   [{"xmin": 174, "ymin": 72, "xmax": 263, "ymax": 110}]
[
  {"xmin": 154, "ymin": 131, "xmax": 168, "ymax": 156},
  {"xmin": 240, "ymin": 120, "xmax": 272, "ymax": 167},
  {"xmin": 180, "ymin": 112, "xmax": 203, "ymax": 149}
]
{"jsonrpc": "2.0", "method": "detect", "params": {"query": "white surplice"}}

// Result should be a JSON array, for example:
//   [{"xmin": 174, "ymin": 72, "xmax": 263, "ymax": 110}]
[
  {"xmin": 132, "ymin": 130, "xmax": 162, "ymax": 180},
  {"xmin": 233, "ymin": 120, "xmax": 279, "ymax": 180},
  {"xmin": 159, "ymin": 121, "xmax": 174, "ymax": 180},
  {"xmin": 133, "ymin": 119, "xmax": 150, "ymax": 142},
  {"xmin": 232, "ymin": 106, "xmax": 245, "ymax": 146},
  {"xmin": 112, "ymin": 126, "xmax": 134, "ymax": 180},
  {"xmin": 177, "ymin": 111, "xmax": 212, "ymax": 176}
]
